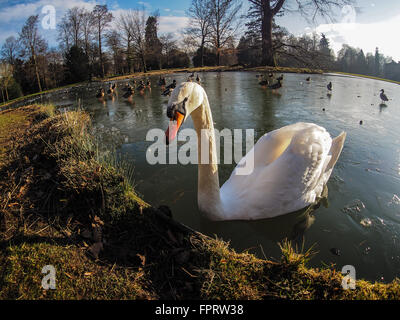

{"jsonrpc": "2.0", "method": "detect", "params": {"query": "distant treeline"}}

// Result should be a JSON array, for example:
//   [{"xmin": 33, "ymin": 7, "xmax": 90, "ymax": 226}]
[
  {"xmin": 236, "ymin": 31, "xmax": 400, "ymax": 82},
  {"xmin": 1, "ymin": 0, "xmax": 399, "ymax": 103}
]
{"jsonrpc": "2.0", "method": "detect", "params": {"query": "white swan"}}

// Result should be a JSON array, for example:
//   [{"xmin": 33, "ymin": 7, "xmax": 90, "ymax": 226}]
[{"xmin": 165, "ymin": 82, "xmax": 346, "ymax": 221}]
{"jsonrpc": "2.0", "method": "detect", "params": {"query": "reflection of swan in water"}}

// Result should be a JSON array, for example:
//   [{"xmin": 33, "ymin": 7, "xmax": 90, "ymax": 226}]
[{"xmin": 197, "ymin": 187, "xmax": 328, "ymax": 251}]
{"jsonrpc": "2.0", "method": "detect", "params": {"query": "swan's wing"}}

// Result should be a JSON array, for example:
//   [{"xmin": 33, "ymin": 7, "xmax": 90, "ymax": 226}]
[
  {"xmin": 324, "ymin": 131, "xmax": 346, "ymax": 176},
  {"xmin": 279, "ymin": 124, "xmax": 335, "ymax": 204},
  {"xmin": 251, "ymin": 123, "xmax": 305, "ymax": 168},
  {"xmin": 221, "ymin": 124, "xmax": 342, "ymax": 219}
]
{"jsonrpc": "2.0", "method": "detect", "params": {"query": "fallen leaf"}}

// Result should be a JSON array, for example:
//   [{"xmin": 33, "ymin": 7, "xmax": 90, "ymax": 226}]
[{"xmin": 137, "ymin": 254, "xmax": 146, "ymax": 266}]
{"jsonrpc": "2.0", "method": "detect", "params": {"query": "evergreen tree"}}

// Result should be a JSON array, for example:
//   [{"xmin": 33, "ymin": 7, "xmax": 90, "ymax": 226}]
[
  {"xmin": 319, "ymin": 34, "xmax": 330, "ymax": 55},
  {"xmin": 65, "ymin": 45, "xmax": 89, "ymax": 83},
  {"xmin": 356, "ymin": 49, "xmax": 367, "ymax": 74},
  {"xmin": 145, "ymin": 15, "xmax": 162, "ymax": 70},
  {"xmin": 193, "ymin": 47, "xmax": 217, "ymax": 67},
  {"xmin": 236, "ymin": 35, "xmax": 261, "ymax": 67}
]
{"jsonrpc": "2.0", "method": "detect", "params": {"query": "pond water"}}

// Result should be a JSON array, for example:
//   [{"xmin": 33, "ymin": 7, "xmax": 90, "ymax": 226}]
[{"xmin": 20, "ymin": 71, "xmax": 400, "ymax": 282}]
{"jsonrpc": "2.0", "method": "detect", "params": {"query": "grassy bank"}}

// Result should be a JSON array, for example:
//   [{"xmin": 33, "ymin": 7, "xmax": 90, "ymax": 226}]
[
  {"xmin": 331, "ymin": 71, "xmax": 400, "ymax": 85},
  {"xmin": 0, "ymin": 82, "xmax": 89, "ymax": 110},
  {"xmin": 1, "ymin": 105, "xmax": 400, "ymax": 300},
  {"xmin": 106, "ymin": 65, "xmax": 323, "ymax": 82}
]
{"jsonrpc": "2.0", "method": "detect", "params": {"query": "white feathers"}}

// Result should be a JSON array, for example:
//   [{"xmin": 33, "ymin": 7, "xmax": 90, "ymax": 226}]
[{"xmin": 219, "ymin": 123, "xmax": 345, "ymax": 220}]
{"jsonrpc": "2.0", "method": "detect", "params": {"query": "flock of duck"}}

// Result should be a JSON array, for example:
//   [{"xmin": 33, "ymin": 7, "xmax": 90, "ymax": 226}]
[
  {"xmin": 95, "ymin": 72, "xmax": 203, "ymax": 102},
  {"xmin": 257, "ymin": 73, "xmax": 390, "ymax": 105},
  {"xmin": 257, "ymin": 73, "xmax": 283, "ymax": 90}
]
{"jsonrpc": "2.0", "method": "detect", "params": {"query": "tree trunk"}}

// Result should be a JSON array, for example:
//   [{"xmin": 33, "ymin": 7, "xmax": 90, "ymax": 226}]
[
  {"xmin": 200, "ymin": 39, "xmax": 205, "ymax": 67},
  {"xmin": 5, "ymin": 86, "xmax": 9, "ymax": 101},
  {"xmin": 98, "ymin": 24, "xmax": 104, "ymax": 78},
  {"xmin": 127, "ymin": 40, "xmax": 132, "ymax": 74},
  {"xmin": 261, "ymin": 5, "xmax": 275, "ymax": 67},
  {"xmin": 216, "ymin": 29, "xmax": 220, "ymax": 66},
  {"xmin": 141, "ymin": 53, "xmax": 147, "ymax": 73},
  {"xmin": 216, "ymin": 35, "xmax": 220, "ymax": 66},
  {"xmin": 32, "ymin": 49, "xmax": 42, "ymax": 92}
]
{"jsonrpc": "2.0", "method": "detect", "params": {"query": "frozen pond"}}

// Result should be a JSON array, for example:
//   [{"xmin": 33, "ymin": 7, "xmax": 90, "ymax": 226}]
[{"xmin": 20, "ymin": 71, "xmax": 400, "ymax": 282}]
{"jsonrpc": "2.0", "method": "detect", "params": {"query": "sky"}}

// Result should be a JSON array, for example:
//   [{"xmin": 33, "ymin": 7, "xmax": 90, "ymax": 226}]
[{"xmin": 0, "ymin": 0, "xmax": 399, "ymax": 61}]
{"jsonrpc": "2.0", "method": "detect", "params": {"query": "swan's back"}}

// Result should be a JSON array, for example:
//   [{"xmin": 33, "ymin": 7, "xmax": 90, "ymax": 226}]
[{"xmin": 220, "ymin": 123, "xmax": 346, "ymax": 220}]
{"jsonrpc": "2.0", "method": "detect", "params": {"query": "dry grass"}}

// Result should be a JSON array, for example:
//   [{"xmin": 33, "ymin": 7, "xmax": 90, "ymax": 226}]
[
  {"xmin": 331, "ymin": 71, "xmax": 400, "ymax": 85},
  {"xmin": 106, "ymin": 66, "xmax": 323, "ymax": 82}
]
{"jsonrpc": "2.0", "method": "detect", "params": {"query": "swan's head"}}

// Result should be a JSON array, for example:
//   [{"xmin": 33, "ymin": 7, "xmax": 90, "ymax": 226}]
[{"xmin": 165, "ymin": 82, "xmax": 204, "ymax": 144}]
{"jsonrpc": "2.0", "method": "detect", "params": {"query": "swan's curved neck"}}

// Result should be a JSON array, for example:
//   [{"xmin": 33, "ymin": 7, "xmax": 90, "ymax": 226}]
[{"xmin": 190, "ymin": 94, "xmax": 225, "ymax": 220}]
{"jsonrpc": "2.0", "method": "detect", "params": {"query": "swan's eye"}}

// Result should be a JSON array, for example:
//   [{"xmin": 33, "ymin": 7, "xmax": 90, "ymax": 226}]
[{"xmin": 167, "ymin": 97, "xmax": 187, "ymax": 119}]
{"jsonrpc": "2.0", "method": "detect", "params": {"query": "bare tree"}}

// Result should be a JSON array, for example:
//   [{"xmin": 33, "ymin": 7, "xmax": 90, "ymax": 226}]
[
  {"xmin": 106, "ymin": 30, "xmax": 123, "ymax": 75},
  {"xmin": 160, "ymin": 33, "xmax": 177, "ymax": 68},
  {"xmin": 58, "ymin": 16, "xmax": 73, "ymax": 52},
  {"xmin": 117, "ymin": 12, "xmax": 134, "ymax": 73},
  {"xmin": 247, "ymin": 0, "xmax": 354, "ymax": 66},
  {"xmin": 19, "ymin": 15, "xmax": 47, "ymax": 92},
  {"xmin": 0, "ymin": 63, "xmax": 14, "ymax": 101},
  {"xmin": 1, "ymin": 36, "xmax": 20, "ymax": 66},
  {"xmin": 208, "ymin": 0, "xmax": 242, "ymax": 66},
  {"xmin": 118, "ymin": 9, "xmax": 148, "ymax": 72},
  {"xmin": 180, "ymin": 35, "xmax": 198, "ymax": 56},
  {"xmin": 185, "ymin": 0, "xmax": 213, "ymax": 67},
  {"xmin": 81, "ymin": 9, "xmax": 94, "ymax": 56},
  {"xmin": 67, "ymin": 7, "xmax": 85, "ymax": 47},
  {"xmin": 91, "ymin": 5, "xmax": 113, "ymax": 77}
]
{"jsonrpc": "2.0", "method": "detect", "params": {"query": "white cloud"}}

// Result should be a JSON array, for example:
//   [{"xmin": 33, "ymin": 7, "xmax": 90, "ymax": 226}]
[
  {"xmin": 158, "ymin": 16, "xmax": 189, "ymax": 37},
  {"xmin": 0, "ymin": 0, "xmax": 99, "ymax": 47},
  {"xmin": 0, "ymin": 0, "xmax": 97, "ymax": 23},
  {"xmin": 312, "ymin": 14, "xmax": 400, "ymax": 61},
  {"xmin": 0, "ymin": 0, "xmax": 98, "ymax": 46}
]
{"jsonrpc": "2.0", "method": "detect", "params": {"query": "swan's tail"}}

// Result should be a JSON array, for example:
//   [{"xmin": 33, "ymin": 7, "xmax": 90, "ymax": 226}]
[{"xmin": 326, "ymin": 131, "xmax": 346, "ymax": 172}]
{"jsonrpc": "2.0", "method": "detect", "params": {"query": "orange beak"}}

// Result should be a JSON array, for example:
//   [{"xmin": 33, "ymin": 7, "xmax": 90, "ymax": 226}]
[{"xmin": 165, "ymin": 111, "xmax": 185, "ymax": 145}]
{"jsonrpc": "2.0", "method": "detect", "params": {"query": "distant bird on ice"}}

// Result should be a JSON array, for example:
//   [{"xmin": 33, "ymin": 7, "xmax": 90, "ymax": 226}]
[
  {"xmin": 162, "ymin": 80, "xmax": 177, "ymax": 96},
  {"xmin": 327, "ymin": 82, "xmax": 332, "ymax": 91},
  {"xmin": 380, "ymin": 89, "xmax": 389, "ymax": 104},
  {"xmin": 258, "ymin": 76, "xmax": 269, "ymax": 86},
  {"xmin": 268, "ymin": 79, "xmax": 282, "ymax": 90},
  {"xmin": 96, "ymin": 88, "xmax": 104, "ymax": 98},
  {"xmin": 123, "ymin": 86, "xmax": 134, "ymax": 99},
  {"xmin": 107, "ymin": 83, "xmax": 116, "ymax": 95}
]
